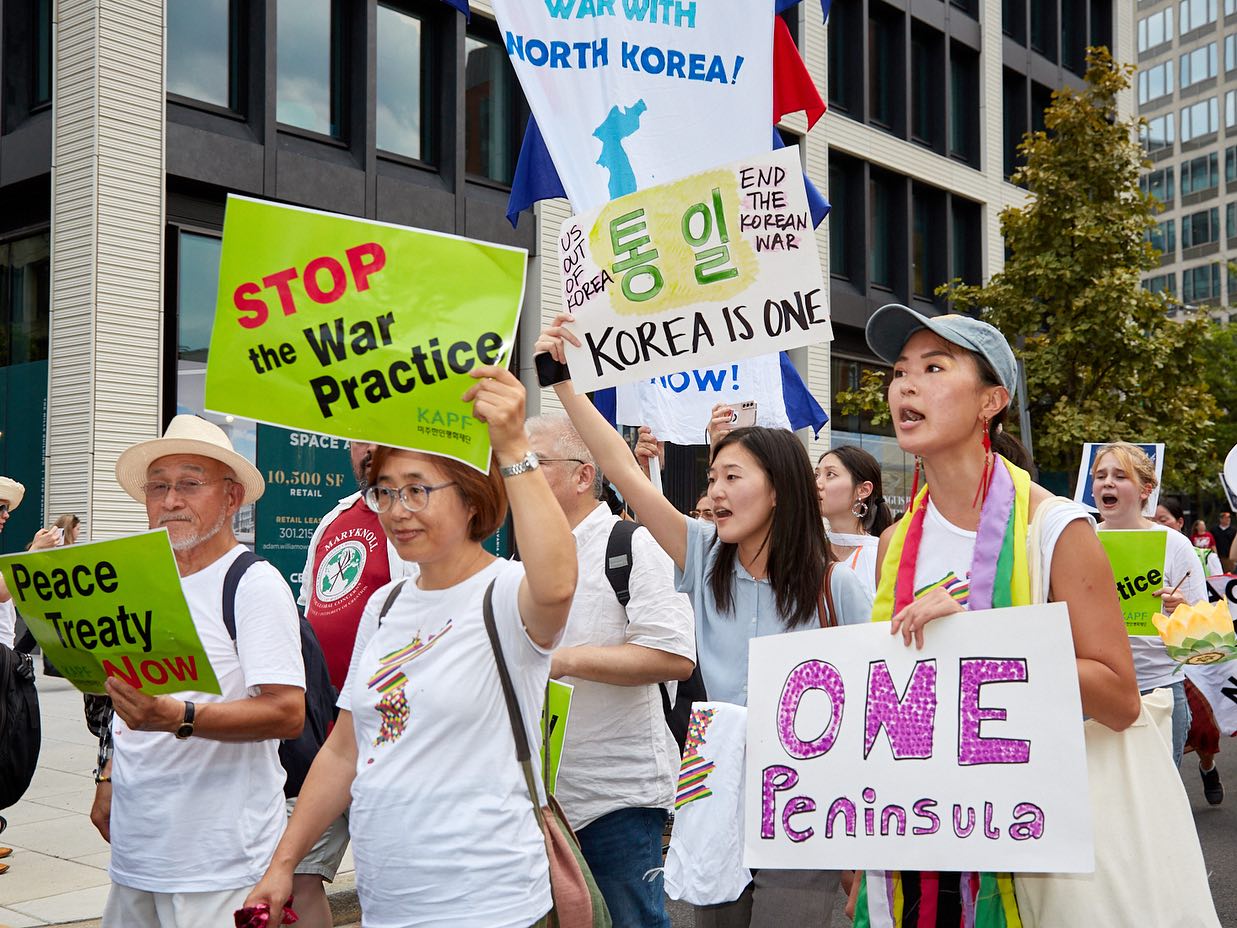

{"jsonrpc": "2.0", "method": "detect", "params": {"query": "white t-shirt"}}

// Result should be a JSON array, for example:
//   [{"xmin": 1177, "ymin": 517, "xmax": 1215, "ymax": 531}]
[
  {"xmin": 555, "ymin": 504, "xmax": 696, "ymax": 829},
  {"xmin": 1096, "ymin": 524, "xmax": 1207, "ymax": 690},
  {"xmin": 109, "ymin": 546, "xmax": 306, "ymax": 893},
  {"xmin": 912, "ymin": 498, "xmax": 1092, "ymax": 611},
  {"xmin": 339, "ymin": 558, "xmax": 553, "ymax": 928},
  {"xmin": 0, "ymin": 598, "xmax": 14, "ymax": 649},
  {"xmin": 827, "ymin": 530, "xmax": 880, "ymax": 599}
]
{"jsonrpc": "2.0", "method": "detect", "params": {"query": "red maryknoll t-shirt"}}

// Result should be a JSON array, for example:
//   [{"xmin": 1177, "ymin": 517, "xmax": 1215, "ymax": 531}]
[{"xmin": 306, "ymin": 498, "xmax": 393, "ymax": 690}]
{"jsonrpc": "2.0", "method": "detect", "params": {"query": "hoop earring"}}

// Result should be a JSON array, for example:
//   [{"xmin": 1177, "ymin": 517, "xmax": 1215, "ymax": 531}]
[{"xmin": 851, "ymin": 497, "xmax": 870, "ymax": 520}]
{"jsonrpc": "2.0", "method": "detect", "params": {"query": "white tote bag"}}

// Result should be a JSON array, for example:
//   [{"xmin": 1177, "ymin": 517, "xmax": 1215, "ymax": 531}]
[{"xmin": 1013, "ymin": 501, "xmax": 1220, "ymax": 927}]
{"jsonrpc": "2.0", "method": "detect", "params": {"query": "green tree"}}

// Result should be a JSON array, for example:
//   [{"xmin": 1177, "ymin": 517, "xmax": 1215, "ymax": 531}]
[{"xmin": 842, "ymin": 48, "xmax": 1218, "ymax": 489}]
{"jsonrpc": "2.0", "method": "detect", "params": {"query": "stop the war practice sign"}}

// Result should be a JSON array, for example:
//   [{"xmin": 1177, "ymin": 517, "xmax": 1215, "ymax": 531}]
[
  {"xmin": 744, "ymin": 604, "xmax": 1093, "ymax": 873},
  {"xmin": 0, "ymin": 530, "xmax": 220, "ymax": 696},
  {"xmin": 558, "ymin": 147, "xmax": 831, "ymax": 392},
  {"xmin": 205, "ymin": 196, "xmax": 528, "ymax": 473}
]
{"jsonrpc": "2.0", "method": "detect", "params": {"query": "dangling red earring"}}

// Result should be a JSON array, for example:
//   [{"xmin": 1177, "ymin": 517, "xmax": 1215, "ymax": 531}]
[
  {"xmin": 973, "ymin": 417, "xmax": 993, "ymax": 508},
  {"xmin": 909, "ymin": 455, "xmax": 923, "ymax": 510}
]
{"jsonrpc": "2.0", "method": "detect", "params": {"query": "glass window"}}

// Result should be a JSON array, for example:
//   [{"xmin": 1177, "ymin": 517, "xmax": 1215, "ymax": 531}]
[
  {"xmin": 1228, "ymin": 34, "xmax": 1237, "ymax": 71},
  {"xmin": 1228, "ymin": 202, "xmax": 1236, "ymax": 237},
  {"xmin": 1180, "ymin": 97, "xmax": 1219, "ymax": 141},
  {"xmin": 167, "ymin": 0, "xmax": 235, "ymax": 108},
  {"xmin": 1149, "ymin": 219, "xmax": 1176, "ymax": 254},
  {"xmin": 1228, "ymin": 146, "xmax": 1237, "ymax": 181},
  {"xmin": 828, "ymin": 162, "xmax": 852, "ymax": 279},
  {"xmin": 1180, "ymin": 0, "xmax": 1218, "ymax": 32},
  {"xmin": 175, "ymin": 231, "xmax": 257, "ymax": 542},
  {"xmin": 950, "ymin": 197, "xmax": 982, "ymax": 284},
  {"xmin": 1143, "ymin": 112, "xmax": 1176, "ymax": 151},
  {"xmin": 277, "ymin": 0, "xmax": 344, "ymax": 137},
  {"xmin": 869, "ymin": 173, "xmax": 893, "ymax": 288},
  {"xmin": 911, "ymin": 31, "xmax": 940, "ymax": 146},
  {"xmin": 913, "ymin": 194, "xmax": 929, "ymax": 296},
  {"xmin": 33, "ymin": 0, "xmax": 52, "ymax": 107},
  {"xmin": 828, "ymin": 0, "xmax": 860, "ymax": 111},
  {"xmin": 950, "ymin": 47, "xmax": 980, "ymax": 164},
  {"xmin": 869, "ymin": 8, "xmax": 898, "ymax": 128},
  {"xmin": 464, "ymin": 33, "xmax": 521, "ymax": 186},
  {"xmin": 376, "ymin": 4, "xmax": 432, "ymax": 161},
  {"xmin": 1230, "ymin": 90, "xmax": 1237, "ymax": 128},
  {"xmin": 1140, "ymin": 60, "xmax": 1174, "ymax": 103},
  {"xmin": 831, "ymin": 357, "xmax": 895, "ymax": 438},
  {"xmin": 1182, "ymin": 206, "xmax": 1221, "ymax": 246},
  {"xmin": 1004, "ymin": 0, "xmax": 1027, "ymax": 43},
  {"xmin": 1138, "ymin": 8, "xmax": 1173, "ymax": 51},
  {"xmin": 1183, "ymin": 262, "xmax": 1222, "ymax": 299},
  {"xmin": 1144, "ymin": 272, "xmax": 1177, "ymax": 295},
  {"xmin": 1179, "ymin": 43, "xmax": 1217, "ymax": 88},
  {"xmin": 1180, "ymin": 153, "xmax": 1219, "ymax": 194},
  {"xmin": 0, "ymin": 234, "xmax": 51, "ymax": 368},
  {"xmin": 1031, "ymin": 0, "xmax": 1057, "ymax": 56}
]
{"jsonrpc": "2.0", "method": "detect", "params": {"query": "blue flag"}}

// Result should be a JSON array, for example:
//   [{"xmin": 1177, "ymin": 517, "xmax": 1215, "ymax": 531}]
[{"xmin": 440, "ymin": 0, "xmax": 469, "ymax": 19}]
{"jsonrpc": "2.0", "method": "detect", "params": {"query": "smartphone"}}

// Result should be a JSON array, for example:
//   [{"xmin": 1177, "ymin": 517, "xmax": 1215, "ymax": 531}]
[
  {"xmin": 535, "ymin": 352, "xmax": 571, "ymax": 388},
  {"xmin": 730, "ymin": 401, "xmax": 758, "ymax": 429},
  {"xmin": 53, "ymin": 526, "xmax": 65, "ymax": 545}
]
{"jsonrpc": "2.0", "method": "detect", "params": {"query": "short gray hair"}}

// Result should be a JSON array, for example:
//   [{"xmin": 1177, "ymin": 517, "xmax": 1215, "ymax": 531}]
[{"xmin": 526, "ymin": 413, "xmax": 603, "ymax": 499}]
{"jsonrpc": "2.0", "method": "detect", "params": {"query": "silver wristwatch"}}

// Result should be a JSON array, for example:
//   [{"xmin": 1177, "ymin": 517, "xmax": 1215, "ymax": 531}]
[{"xmin": 499, "ymin": 450, "xmax": 540, "ymax": 478}]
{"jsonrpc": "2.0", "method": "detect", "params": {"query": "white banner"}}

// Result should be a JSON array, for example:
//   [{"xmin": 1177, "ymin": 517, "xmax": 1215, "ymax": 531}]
[
  {"xmin": 493, "ymin": 0, "xmax": 774, "ymax": 213},
  {"xmin": 744, "ymin": 604, "xmax": 1094, "ymax": 873},
  {"xmin": 560, "ymin": 147, "xmax": 829, "ymax": 392},
  {"xmin": 615, "ymin": 354, "xmax": 792, "ymax": 444}
]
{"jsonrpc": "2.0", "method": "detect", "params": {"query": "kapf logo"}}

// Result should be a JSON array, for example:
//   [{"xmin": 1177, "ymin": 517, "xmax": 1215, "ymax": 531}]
[{"xmin": 316, "ymin": 540, "xmax": 366, "ymax": 603}]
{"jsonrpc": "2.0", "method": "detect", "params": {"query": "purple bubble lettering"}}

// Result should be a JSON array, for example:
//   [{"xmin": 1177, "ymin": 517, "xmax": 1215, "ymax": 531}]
[
  {"xmin": 778, "ymin": 659, "xmax": 845, "ymax": 759},
  {"xmin": 825, "ymin": 797, "xmax": 857, "ymax": 838},
  {"xmin": 880, "ymin": 804, "xmax": 907, "ymax": 836},
  {"xmin": 864, "ymin": 659, "xmax": 938, "ymax": 760},
  {"xmin": 760, "ymin": 765, "xmax": 798, "ymax": 839},
  {"xmin": 957, "ymin": 658, "xmax": 1031, "ymax": 766},
  {"xmin": 783, "ymin": 796, "xmax": 817, "ymax": 842},
  {"xmin": 912, "ymin": 798, "xmax": 940, "ymax": 835},
  {"xmin": 1009, "ymin": 802, "xmax": 1046, "ymax": 840},
  {"xmin": 952, "ymin": 803, "xmax": 976, "ymax": 838},
  {"xmin": 983, "ymin": 801, "xmax": 1001, "ymax": 839}
]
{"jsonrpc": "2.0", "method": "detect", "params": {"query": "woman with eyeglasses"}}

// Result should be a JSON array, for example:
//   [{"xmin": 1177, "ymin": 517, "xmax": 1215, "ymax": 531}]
[
  {"xmin": 691, "ymin": 492, "xmax": 715, "ymax": 523},
  {"xmin": 246, "ymin": 366, "xmax": 577, "ymax": 928}
]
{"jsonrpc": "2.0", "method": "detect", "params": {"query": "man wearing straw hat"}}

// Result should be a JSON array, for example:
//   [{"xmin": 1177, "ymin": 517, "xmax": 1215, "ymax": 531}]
[{"xmin": 94, "ymin": 415, "xmax": 305, "ymax": 928}]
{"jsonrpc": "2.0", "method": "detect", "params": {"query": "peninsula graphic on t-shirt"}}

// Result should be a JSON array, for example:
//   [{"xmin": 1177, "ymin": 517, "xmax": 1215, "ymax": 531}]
[
  {"xmin": 366, "ymin": 622, "xmax": 452, "ymax": 747},
  {"xmin": 593, "ymin": 99, "xmax": 647, "ymax": 199},
  {"xmin": 676, "ymin": 706, "xmax": 717, "ymax": 809}
]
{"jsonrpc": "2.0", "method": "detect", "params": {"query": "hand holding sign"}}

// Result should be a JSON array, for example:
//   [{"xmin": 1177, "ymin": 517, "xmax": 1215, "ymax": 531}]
[
  {"xmin": 106, "ymin": 676, "xmax": 183, "ymax": 732},
  {"xmin": 461, "ymin": 365, "xmax": 532, "ymax": 462}
]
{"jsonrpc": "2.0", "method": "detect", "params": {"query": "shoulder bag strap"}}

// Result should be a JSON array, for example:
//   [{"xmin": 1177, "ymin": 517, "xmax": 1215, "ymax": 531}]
[
  {"xmin": 481, "ymin": 580, "xmax": 544, "ymax": 809},
  {"xmin": 221, "ymin": 551, "xmax": 264, "ymax": 642},
  {"xmin": 818, "ymin": 561, "xmax": 838, "ymax": 628},
  {"xmin": 377, "ymin": 580, "xmax": 408, "ymax": 627}
]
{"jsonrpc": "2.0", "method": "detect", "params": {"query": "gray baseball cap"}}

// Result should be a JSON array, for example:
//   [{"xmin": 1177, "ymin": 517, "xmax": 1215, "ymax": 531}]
[{"xmin": 865, "ymin": 304, "xmax": 1018, "ymax": 400}]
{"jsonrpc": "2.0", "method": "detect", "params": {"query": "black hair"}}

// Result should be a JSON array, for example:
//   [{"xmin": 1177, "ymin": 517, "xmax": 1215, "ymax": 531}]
[
  {"xmin": 707, "ymin": 427, "xmax": 830, "ymax": 629},
  {"xmin": 817, "ymin": 446, "xmax": 894, "ymax": 537},
  {"xmin": 1157, "ymin": 497, "xmax": 1185, "ymax": 523},
  {"xmin": 972, "ymin": 353, "xmax": 1035, "ymax": 475}
]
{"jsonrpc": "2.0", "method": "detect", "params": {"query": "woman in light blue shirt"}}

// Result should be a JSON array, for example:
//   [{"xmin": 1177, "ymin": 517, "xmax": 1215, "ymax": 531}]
[{"xmin": 537, "ymin": 315, "xmax": 871, "ymax": 928}]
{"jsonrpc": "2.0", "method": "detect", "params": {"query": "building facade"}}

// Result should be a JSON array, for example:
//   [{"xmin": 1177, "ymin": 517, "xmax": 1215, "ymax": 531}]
[
  {"xmin": 1135, "ymin": 0, "xmax": 1237, "ymax": 319},
  {"xmin": 0, "ymin": 0, "xmax": 1127, "ymax": 552}
]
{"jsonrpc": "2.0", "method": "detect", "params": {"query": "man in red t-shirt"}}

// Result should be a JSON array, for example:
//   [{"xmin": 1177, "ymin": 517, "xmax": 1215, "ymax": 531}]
[{"xmin": 291, "ymin": 441, "xmax": 413, "ymax": 927}]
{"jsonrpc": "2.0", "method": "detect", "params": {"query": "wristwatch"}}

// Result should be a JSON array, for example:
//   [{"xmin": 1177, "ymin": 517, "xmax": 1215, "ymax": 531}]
[
  {"xmin": 174, "ymin": 700, "xmax": 196, "ymax": 740},
  {"xmin": 499, "ymin": 450, "xmax": 540, "ymax": 478}
]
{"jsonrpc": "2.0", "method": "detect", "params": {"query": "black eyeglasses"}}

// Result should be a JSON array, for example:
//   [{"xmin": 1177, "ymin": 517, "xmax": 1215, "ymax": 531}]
[
  {"xmin": 365, "ymin": 481, "xmax": 456, "ymax": 514},
  {"xmin": 143, "ymin": 478, "xmax": 236, "ymax": 499}
]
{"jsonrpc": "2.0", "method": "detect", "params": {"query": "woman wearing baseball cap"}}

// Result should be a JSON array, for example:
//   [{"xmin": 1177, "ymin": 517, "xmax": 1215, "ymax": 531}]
[{"xmin": 852, "ymin": 305, "xmax": 1140, "ymax": 927}]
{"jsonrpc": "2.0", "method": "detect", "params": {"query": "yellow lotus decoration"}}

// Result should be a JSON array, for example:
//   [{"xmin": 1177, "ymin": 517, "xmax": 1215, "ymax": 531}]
[{"xmin": 1152, "ymin": 599, "xmax": 1237, "ymax": 670}]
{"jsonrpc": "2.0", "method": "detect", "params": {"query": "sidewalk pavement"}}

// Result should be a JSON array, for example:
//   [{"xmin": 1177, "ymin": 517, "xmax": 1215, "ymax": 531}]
[{"xmin": 0, "ymin": 670, "xmax": 356, "ymax": 928}]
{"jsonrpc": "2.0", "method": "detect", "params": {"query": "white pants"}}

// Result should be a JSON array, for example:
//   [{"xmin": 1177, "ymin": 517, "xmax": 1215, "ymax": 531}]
[{"xmin": 102, "ymin": 883, "xmax": 250, "ymax": 928}]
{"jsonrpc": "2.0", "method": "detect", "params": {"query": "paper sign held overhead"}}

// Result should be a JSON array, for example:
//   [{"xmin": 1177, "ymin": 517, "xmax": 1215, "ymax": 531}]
[
  {"xmin": 204, "ymin": 196, "xmax": 528, "ymax": 473},
  {"xmin": 559, "ymin": 147, "xmax": 830, "ymax": 392},
  {"xmin": 744, "ymin": 604, "xmax": 1093, "ymax": 873},
  {"xmin": 0, "ymin": 531, "xmax": 221, "ymax": 696}
]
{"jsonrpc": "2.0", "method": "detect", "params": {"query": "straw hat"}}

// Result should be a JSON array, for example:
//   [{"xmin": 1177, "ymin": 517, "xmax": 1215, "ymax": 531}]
[
  {"xmin": 115, "ymin": 415, "xmax": 265, "ymax": 504},
  {"xmin": 0, "ymin": 476, "xmax": 25, "ymax": 511}
]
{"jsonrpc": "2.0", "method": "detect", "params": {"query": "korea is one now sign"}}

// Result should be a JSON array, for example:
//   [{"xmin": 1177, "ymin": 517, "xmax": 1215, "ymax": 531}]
[{"xmin": 0, "ymin": 530, "xmax": 221, "ymax": 696}]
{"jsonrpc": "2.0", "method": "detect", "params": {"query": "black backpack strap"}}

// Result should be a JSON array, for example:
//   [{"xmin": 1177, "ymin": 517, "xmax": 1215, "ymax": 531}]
[
  {"xmin": 604, "ymin": 519, "xmax": 639, "ymax": 608},
  {"xmin": 14, "ymin": 629, "xmax": 36, "ymax": 655},
  {"xmin": 221, "ymin": 551, "xmax": 264, "ymax": 642},
  {"xmin": 377, "ymin": 580, "xmax": 408, "ymax": 627}
]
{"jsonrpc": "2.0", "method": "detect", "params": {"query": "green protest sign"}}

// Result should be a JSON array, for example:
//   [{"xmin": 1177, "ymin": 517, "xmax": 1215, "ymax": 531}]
[
  {"xmin": 0, "ymin": 530, "xmax": 220, "ymax": 696},
  {"xmin": 1098, "ymin": 530, "xmax": 1169, "ymax": 635},
  {"xmin": 541, "ymin": 679, "xmax": 573, "ymax": 793},
  {"xmin": 204, "ymin": 195, "xmax": 528, "ymax": 472}
]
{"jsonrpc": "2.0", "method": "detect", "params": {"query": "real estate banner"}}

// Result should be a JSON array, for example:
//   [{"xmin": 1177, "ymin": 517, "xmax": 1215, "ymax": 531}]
[
  {"xmin": 204, "ymin": 195, "xmax": 528, "ymax": 473},
  {"xmin": 0, "ymin": 530, "xmax": 220, "ymax": 696},
  {"xmin": 559, "ymin": 147, "xmax": 829, "ymax": 392},
  {"xmin": 743, "ymin": 604, "xmax": 1093, "ymax": 873}
]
